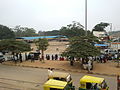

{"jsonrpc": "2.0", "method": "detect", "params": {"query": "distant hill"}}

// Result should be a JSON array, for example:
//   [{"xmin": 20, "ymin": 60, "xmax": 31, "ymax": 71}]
[{"xmin": 109, "ymin": 30, "xmax": 120, "ymax": 37}]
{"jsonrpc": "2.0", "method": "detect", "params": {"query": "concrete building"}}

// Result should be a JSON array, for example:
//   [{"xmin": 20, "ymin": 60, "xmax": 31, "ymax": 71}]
[{"xmin": 93, "ymin": 31, "xmax": 108, "ymax": 38}]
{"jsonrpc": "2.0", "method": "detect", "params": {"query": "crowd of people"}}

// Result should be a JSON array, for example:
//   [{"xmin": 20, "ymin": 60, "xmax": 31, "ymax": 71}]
[
  {"xmin": 95, "ymin": 53, "xmax": 120, "ymax": 63},
  {"xmin": 45, "ymin": 54, "xmax": 65, "ymax": 61}
]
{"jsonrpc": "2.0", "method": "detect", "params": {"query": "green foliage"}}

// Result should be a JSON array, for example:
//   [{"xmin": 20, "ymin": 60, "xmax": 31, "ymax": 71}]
[
  {"xmin": 60, "ymin": 21, "xmax": 92, "ymax": 38},
  {"xmin": 62, "ymin": 36, "xmax": 100, "ymax": 58},
  {"xmin": 92, "ymin": 22, "xmax": 109, "ymax": 31},
  {"xmin": 35, "ymin": 38, "xmax": 49, "ymax": 60},
  {"xmin": 35, "ymin": 38, "xmax": 49, "ymax": 51},
  {"xmin": 0, "ymin": 25, "xmax": 15, "ymax": 40},
  {"xmin": 38, "ymin": 30, "xmax": 60, "ymax": 36},
  {"xmin": 13, "ymin": 26, "xmax": 38, "ymax": 37},
  {"xmin": 0, "ymin": 39, "xmax": 31, "ymax": 53}
]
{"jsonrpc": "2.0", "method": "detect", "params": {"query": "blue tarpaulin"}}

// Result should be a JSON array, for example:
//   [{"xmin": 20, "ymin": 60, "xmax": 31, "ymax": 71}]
[
  {"xmin": 94, "ymin": 44, "xmax": 108, "ymax": 47},
  {"xmin": 16, "ymin": 35, "xmax": 67, "ymax": 40}
]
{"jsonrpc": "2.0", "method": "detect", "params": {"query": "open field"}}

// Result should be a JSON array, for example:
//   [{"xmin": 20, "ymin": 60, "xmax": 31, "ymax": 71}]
[{"xmin": 31, "ymin": 41, "xmax": 69, "ymax": 55}]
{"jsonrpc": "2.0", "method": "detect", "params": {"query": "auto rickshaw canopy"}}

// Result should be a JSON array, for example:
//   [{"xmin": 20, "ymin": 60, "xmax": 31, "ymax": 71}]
[
  {"xmin": 49, "ymin": 71, "xmax": 70, "ymax": 78},
  {"xmin": 44, "ymin": 79, "xmax": 67, "ymax": 89},
  {"xmin": 80, "ymin": 75, "xmax": 104, "ymax": 84}
]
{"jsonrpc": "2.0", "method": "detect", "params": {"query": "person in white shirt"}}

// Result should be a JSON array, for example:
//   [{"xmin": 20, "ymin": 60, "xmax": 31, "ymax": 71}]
[
  {"xmin": 87, "ymin": 60, "xmax": 92, "ymax": 73},
  {"xmin": 48, "ymin": 68, "xmax": 53, "ymax": 76}
]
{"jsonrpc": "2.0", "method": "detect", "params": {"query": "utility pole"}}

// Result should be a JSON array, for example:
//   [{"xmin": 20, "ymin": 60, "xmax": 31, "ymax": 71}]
[{"xmin": 85, "ymin": 0, "xmax": 87, "ymax": 36}]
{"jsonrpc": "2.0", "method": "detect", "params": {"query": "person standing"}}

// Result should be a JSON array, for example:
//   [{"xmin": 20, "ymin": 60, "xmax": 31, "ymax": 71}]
[
  {"xmin": 87, "ymin": 60, "xmax": 92, "ymax": 73},
  {"xmin": 19, "ymin": 53, "xmax": 22, "ymax": 63},
  {"xmin": 55, "ymin": 54, "xmax": 58, "ymax": 60},
  {"xmin": 52, "ymin": 55, "xmax": 54, "ymax": 60},
  {"xmin": 31, "ymin": 54, "xmax": 34, "ymax": 62},
  {"xmin": 25, "ymin": 53, "xmax": 28, "ymax": 61}
]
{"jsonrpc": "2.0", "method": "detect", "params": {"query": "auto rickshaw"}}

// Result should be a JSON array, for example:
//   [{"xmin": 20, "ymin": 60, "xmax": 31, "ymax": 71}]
[
  {"xmin": 117, "ymin": 74, "xmax": 120, "ymax": 90},
  {"xmin": 79, "ymin": 75, "xmax": 109, "ymax": 90},
  {"xmin": 48, "ymin": 71, "xmax": 72, "ymax": 86},
  {"xmin": 43, "ymin": 79, "xmax": 75, "ymax": 90}
]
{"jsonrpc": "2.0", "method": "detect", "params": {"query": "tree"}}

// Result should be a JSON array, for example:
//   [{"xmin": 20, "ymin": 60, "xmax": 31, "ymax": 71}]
[
  {"xmin": 0, "ymin": 39, "xmax": 31, "ymax": 55},
  {"xmin": 60, "ymin": 21, "xmax": 92, "ymax": 38},
  {"xmin": 35, "ymin": 38, "xmax": 49, "ymax": 61},
  {"xmin": 13, "ymin": 26, "xmax": 38, "ymax": 37},
  {"xmin": 62, "ymin": 36, "xmax": 100, "ymax": 58},
  {"xmin": 92, "ymin": 22, "xmax": 109, "ymax": 31},
  {"xmin": 45, "ymin": 30, "xmax": 60, "ymax": 36},
  {"xmin": 0, "ymin": 25, "xmax": 15, "ymax": 39}
]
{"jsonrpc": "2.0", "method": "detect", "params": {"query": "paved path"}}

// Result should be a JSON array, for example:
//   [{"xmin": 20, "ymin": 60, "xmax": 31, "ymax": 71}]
[
  {"xmin": 3, "ymin": 60, "xmax": 120, "ymax": 76},
  {"xmin": 0, "ymin": 64, "xmax": 117, "ymax": 90}
]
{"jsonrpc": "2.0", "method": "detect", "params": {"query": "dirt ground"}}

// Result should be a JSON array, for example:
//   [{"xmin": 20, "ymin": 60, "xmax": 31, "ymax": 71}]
[{"xmin": 31, "ymin": 41, "xmax": 69, "ymax": 55}]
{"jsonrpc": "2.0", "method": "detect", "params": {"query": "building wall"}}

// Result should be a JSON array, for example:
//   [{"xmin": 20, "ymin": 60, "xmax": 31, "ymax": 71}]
[
  {"xmin": 93, "ymin": 31, "xmax": 107, "ymax": 37},
  {"xmin": 110, "ymin": 42, "xmax": 120, "ymax": 50}
]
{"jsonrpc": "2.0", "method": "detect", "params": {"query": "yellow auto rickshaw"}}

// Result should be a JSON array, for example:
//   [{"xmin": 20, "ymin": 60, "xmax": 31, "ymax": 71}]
[
  {"xmin": 79, "ymin": 75, "xmax": 109, "ymax": 90},
  {"xmin": 48, "ymin": 71, "xmax": 72, "ymax": 86},
  {"xmin": 117, "ymin": 74, "xmax": 120, "ymax": 90},
  {"xmin": 43, "ymin": 79, "xmax": 75, "ymax": 90}
]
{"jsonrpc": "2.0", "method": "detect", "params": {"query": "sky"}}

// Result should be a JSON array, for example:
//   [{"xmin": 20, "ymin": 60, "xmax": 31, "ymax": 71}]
[{"xmin": 0, "ymin": 0, "xmax": 120, "ymax": 32}]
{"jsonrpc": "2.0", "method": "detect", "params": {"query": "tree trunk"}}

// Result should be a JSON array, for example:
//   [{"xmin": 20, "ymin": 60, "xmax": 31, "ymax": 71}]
[{"xmin": 41, "ymin": 50, "xmax": 44, "ymax": 60}]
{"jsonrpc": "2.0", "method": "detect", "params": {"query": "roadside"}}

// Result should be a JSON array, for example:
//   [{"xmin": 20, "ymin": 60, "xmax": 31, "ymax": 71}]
[{"xmin": 2, "ymin": 60, "xmax": 120, "ymax": 76}]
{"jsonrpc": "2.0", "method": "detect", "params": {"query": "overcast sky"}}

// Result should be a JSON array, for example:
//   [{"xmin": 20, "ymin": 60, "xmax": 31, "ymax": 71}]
[{"xmin": 0, "ymin": 0, "xmax": 120, "ymax": 32}]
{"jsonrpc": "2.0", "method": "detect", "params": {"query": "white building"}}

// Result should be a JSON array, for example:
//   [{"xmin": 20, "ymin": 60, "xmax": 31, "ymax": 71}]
[{"xmin": 93, "ymin": 31, "xmax": 108, "ymax": 38}]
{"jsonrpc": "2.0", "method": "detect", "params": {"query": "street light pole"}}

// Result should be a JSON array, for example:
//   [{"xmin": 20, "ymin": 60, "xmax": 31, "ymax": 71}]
[{"xmin": 85, "ymin": 0, "xmax": 87, "ymax": 36}]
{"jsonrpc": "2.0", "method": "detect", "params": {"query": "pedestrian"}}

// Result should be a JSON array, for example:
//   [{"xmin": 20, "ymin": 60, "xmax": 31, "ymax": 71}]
[
  {"xmin": 55, "ymin": 54, "xmax": 58, "ymax": 60},
  {"xmin": 25, "ymin": 53, "xmax": 28, "ymax": 61},
  {"xmin": 46, "ymin": 54, "xmax": 48, "ymax": 60},
  {"xmin": 31, "ymin": 54, "xmax": 34, "ymax": 62},
  {"xmin": 48, "ymin": 55, "xmax": 50, "ymax": 60},
  {"xmin": 13, "ymin": 55, "xmax": 17, "ymax": 64},
  {"xmin": 48, "ymin": 68, "xmax": 53, "ymax": 77},
  {"xmin": 115, "ymin": 53, "xmax": 118, "ymax": 61},
  {"xmin": 87, "ymin": 60, "xmax": 92, "ymax": 73},
  {"xmin": 52, "ymin": 55, "xmax": 54, "ymax": 60},
  {"xmin": 19, "ymin": 53, "xmax": 22, "ymax": 63}
]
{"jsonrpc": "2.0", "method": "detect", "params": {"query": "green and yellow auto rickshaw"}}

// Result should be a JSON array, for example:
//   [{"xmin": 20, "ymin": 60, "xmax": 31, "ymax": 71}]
[
  {"xmin": 48, "ymin": 71, "xmax": 72, "ymax": 86},
  {"xmin": 79, "ymin": 75, "xmax": 109, "ymax": 90},
  {"xmin": 43, "ymin": 79, "xmax": 75, "ymax": 90},
  {"xmin": 117, "ymin": 74, "xmax": 120, "ymax": 90}
]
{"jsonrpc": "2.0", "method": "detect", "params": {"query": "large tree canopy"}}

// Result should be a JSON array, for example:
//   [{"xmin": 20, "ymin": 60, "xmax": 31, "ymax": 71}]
[
  {"xmin": 0, "ymin": 39, "xmax": 31, "ymax": 53},
  {"xmin": 92, "ymin": 22, "xmax": 109, "ymax": 31},
  {"xmin": 62, "ymin": 36, "xmax": 100, "ymax": 58},
  {"xmin": 60, "ymin": 21, "xmax": 92, "ymax": 38},
  {"xmin": 0, "ymin": 25, "xmax": 15, "ymax": 40}
]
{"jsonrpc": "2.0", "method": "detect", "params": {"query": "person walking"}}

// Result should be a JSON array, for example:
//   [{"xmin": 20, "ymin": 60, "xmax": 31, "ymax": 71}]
[{"xmin": 48, "ymin": 68, "xmax": 53, "ymax": 77}]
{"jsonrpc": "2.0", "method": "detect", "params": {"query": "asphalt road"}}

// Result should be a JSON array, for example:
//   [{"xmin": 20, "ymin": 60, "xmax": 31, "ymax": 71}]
[{"xmin": 0, "ymin": 64, "xmax": 117, "ymax": 90}]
